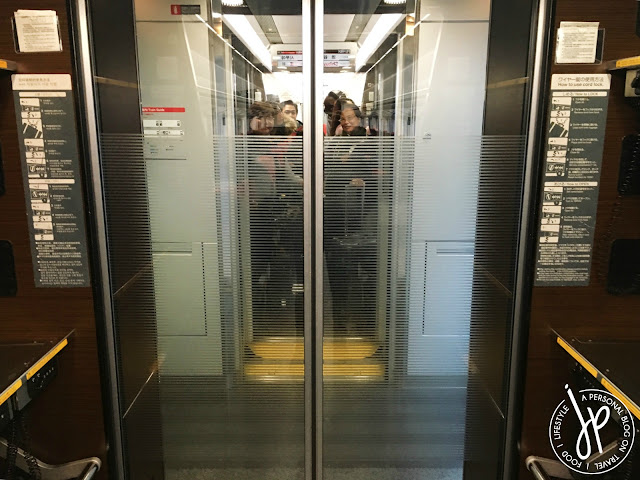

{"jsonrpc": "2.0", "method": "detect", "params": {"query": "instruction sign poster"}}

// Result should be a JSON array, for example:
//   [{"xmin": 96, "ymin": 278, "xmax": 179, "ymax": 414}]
[
  {"xmin": 535, "ymin": 74, "xmax": 610, "ymax": 286},
  {"xmin": 13, "ymin": 10, "xmax": 62, "ymax": 53},
  {"xmin": 555, "ymin": 22, "xmax": 599, "ymax": 64},
  {"xmin": 12, "ymin": 74, "xmax": 90, "ymax": 287},
  {"xmin": 142, "ymin": 106, "xmax": 187, "ymax": 159}
]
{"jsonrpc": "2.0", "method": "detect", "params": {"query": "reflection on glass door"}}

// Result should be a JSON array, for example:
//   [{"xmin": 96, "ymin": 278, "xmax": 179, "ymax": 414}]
[
  {"xmin": 97, "ymin": 0, "xmax": 308, "ymax": 478},
  {"xmin": 320, "ymin": 0, "xmax": 505, "ymax": 479},
  {"xmin": 87, "ymin": 0, "xmax": 536, "ymax": 478}
]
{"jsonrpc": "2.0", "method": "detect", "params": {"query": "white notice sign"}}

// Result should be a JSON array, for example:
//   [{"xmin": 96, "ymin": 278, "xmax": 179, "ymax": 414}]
[
  {"xmin": 555, "ymin": 22, "xmax": 599, "ymax": 64},
  {"xmin": 14, "ymin": 10, "xmax": 62, "ymax": 53},
  {"xmin": 12, "ymin": 74, "xmax": 72, "ymax": 91}
]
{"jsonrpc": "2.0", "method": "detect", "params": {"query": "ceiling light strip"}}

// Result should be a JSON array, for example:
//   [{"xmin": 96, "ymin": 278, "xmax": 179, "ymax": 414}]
[
  {"xmin": 223, "ymin": 14, "xmax": 273, "ymax": 71},
  {"xmin": 195, "ymin": 14, "xmax": 263, "ymax": 73},
  {"xmin": 365, "ymin": 13, "xmax": 430, "ymax": 74},
  {"xmin": 355, "ymin": 13, "xmax": 404, "ymax": 71}
]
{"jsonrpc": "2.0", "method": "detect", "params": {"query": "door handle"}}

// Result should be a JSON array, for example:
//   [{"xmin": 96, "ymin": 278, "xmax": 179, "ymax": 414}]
[{"xmin": 525, "ymin": 456, "xmax": 574, "ymax": 480}]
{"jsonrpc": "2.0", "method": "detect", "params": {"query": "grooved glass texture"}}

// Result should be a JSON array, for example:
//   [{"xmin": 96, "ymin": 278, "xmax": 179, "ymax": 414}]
[
  {"xmin": 101, "ymin": 131, "xmax": 307, "ymax": 475},
  {"xmin": 320, "ymin": 0, "xmax": 529, "ymax": 478},
  {"xmin": 320, "ymin": 135, "xmax": 526, "ymax": 477},
  {"xmin": 93, "ymin": 0, "xmax": 534, "ymax": 478},
  {"xmin": 99, "ymin": 0, "xmax": 307, "ymax": 476}
]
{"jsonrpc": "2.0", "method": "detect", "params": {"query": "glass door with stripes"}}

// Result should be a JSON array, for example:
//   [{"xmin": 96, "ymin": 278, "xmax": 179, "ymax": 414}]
[
  {"xmin": 88, "ymin": 0, "xmax": 309, "ymax": 478},
  {"xmin": 320, "ymin": 0, "xmax": 533, "ymax": 479},
  {"xmin": 87, "ymin": 0, "xmax": 536, "ymax": 477}
]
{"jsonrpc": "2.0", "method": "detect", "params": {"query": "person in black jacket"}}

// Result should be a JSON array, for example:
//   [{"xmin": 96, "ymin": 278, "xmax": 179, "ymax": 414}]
[
  {"xmin": 324, "ymin": 100, "xmax": 379, "ymax": 335},
  {"xmin": 246, "ymin": 102, "xmax": 279, "ymax": 335},
  {"xmin": 247, "ymin": 101, "xmax": 305, "ymax": 335}
]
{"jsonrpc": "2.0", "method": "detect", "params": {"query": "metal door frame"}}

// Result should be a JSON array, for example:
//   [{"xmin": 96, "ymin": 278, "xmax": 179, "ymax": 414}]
[
  {"xmin": 72, "ymin": 0, "xmax": 327, "ymax": 477},
  {"xmin": 69, "ymin": 0, "xmax": 552, "ymax": 477},
  {"xmin": 302, "ymin": 1, "xmax": 325, "ymax": 478},
  {"xmin": 501, "ymin": 0, "xmax": 554, "ymax": 478},
  {"xmin": 70, "ymin": 0, "xmax": 126, "ymax": 478}
]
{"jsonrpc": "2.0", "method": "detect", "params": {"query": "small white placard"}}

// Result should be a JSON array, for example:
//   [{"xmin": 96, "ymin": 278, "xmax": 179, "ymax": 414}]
[
  {"xmin": 12, "ymin": 74, "xmax": 72, "ymax": 91},
  {"xmin": 556, "ymin": 21, "xmax": 599, "ymax": 64},
  {"xmin": 14, "ymin": 10, "xmax": 62, "ymax": 53},
  {"xmin": 550, "ymin": 73, "xmax": 611, "ymax": 90}
]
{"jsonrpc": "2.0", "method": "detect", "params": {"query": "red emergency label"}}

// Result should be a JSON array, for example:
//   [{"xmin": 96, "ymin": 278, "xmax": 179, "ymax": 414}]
[{"xmin": 170, "ymin": 5, "xmax": 201, "ymax": 15}]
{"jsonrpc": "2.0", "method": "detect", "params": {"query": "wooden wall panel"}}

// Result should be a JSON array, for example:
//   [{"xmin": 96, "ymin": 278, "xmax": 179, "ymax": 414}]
[
  {"xmin": 0, "ymin": 0, "xmax": 108, "ymax": 477},
  {"xmin": 519, "ymin": 1, "xmax": 640, "ymax": 478}
]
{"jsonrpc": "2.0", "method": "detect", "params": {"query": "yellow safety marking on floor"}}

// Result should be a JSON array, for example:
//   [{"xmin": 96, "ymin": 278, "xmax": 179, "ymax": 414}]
[
  {"xmin": 323, "ymin": 363, "xmax": 384, "ymax": 377},
  {"xmin": 244, "ymin": 363, "xmax": 303, "ymax": 376},
  {"xmin": 324, "ymin": 342, "xmax": 378, "ymax": 360},
  {"xmin": 249, "ymin": 342, "xmax": 304, "ymax": 360},
  {"xmin": 27, "ymin": 338, "xmax": 68, "ymax": 380},
  {"xmin": 250, "ymin": 340, "xmax": 379, "ymax": 360},
  {"xmin": 244, "ymin": 363, "xmax": 384, "ymax": 377}
]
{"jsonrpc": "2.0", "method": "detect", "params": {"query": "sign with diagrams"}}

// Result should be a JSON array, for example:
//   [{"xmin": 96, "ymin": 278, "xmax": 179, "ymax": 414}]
[
  {"xmin": 12, "ymin": 74, "xmax": 91, "ymax": 287},
  {"xmin": 535, "ymin": 74, "xmax": 610, "ymax": 286}
]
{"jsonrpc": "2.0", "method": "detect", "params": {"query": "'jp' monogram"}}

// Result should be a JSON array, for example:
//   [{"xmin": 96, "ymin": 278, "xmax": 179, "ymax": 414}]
[{"xmin": 566, "ymin": 385, "xmax": 611, "ymax": 460}]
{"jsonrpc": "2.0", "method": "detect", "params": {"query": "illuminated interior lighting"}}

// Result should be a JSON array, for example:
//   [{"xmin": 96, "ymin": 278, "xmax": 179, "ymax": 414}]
[
  {"xmin": 405, "ymin": 13, "xmax": 415, "ymax": 36},
  {"xmin": 355, "ymin": 13, "xmax": 403, "ymax": 71},
  {"xmin": 196, "ymin": 14, "xmax": 262, "ymax": 73},
  {"xmin": 366, "ymin": 13, "xmax": 429, "ymax": 74},
  {"xmin": 223, "ymin": 15, "xmax": 273, "ymax": 71},
  {"xmin": 383, "ymin": 0, "xmax": 407, "ymax": 3},
  {"xmin": 221, "ymin": 0, "xmax": 243, "ymax": 6}
]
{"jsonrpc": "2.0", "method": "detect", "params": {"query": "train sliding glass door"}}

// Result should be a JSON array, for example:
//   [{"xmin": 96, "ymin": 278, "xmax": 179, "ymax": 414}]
[{"xmin": 76, "ymin": 0, "xmax": 543, "ymax": 478}]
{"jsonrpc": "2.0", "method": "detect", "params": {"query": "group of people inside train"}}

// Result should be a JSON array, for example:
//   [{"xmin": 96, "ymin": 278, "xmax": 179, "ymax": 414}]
[
  {"xmin": 247, "ymin": 100, "xmax": 303, "ymax": 137},
  {"xmin": 246, "ymin": 92, "xmax": 381, "ymax": 335},
  {"xmin": 245, "ymin": 91, "xmax": 374, "ymax": 138}
]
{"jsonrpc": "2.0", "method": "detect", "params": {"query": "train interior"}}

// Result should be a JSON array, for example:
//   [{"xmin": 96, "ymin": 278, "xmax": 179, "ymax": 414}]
[{"xmin": 126, "ymin": 0, "xmax": 494, "ymax": 478}]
